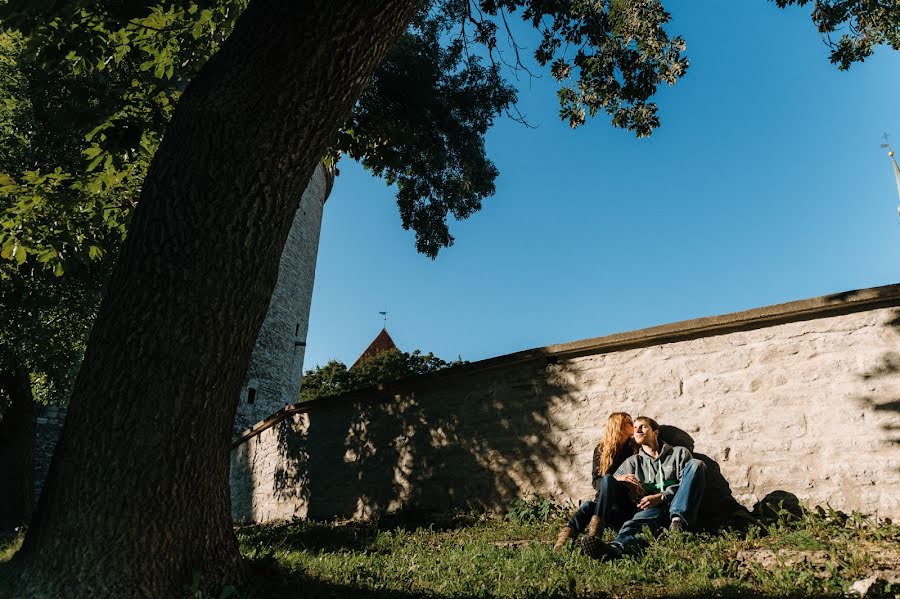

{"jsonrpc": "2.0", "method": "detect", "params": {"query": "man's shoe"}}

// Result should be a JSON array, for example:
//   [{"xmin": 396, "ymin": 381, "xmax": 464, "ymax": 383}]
[
  {"xmin": 669, "ymin": 516, "xmax": 686, "ymax": 532},
  {"xmin": 579, "ymin": 537, "xmax": 623, "ymax": 561}
]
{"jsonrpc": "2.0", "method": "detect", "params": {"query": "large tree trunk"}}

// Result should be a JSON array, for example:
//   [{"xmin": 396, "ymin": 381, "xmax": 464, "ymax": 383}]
[
  {"xmin": 0, "ymin": 367, "xmax": 35, "ymax": 532},
  {"xmin": 10, "ymin": 2, "xmax": 419, "ymax": 596}
]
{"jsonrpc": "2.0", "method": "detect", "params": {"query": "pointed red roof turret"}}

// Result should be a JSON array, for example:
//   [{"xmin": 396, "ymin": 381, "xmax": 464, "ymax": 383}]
[{"xmin": 350, "ymin": 328, "xmax": 398, "ymax": 369}]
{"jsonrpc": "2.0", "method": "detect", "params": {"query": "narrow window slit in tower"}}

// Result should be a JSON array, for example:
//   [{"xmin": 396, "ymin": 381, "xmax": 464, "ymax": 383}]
[{"xmin": 247, "ymin": 388, "xmax": 257, "ymax": 405}]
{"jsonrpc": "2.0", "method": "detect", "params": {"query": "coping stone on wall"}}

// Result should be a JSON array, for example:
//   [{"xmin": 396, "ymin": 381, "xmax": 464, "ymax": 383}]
[{"xmin": 232, "ymin": 282, "xmax": 900, "ymax": 449}]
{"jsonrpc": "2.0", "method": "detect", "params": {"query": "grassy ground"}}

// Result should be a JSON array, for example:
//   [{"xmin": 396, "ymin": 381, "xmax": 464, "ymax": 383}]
[
  {"xmin": 230, "ymin": 501, "xmax": 899, "ymax": 598},
  {"xmin": 1, "ymin": 501, "xmax": 897, "ymax": 598}
]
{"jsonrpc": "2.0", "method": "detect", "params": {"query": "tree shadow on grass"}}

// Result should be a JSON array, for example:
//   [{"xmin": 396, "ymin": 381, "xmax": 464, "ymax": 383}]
[
  {"xmin": 237, "ymin": 511, "xmax": 487, "ymax": 555},
  {"xmin": 238, "ymin": 520, "xmax": 381, "ymax": 555},
  {"xmin": 241, "ymin": 573, "xmax": 426, "ymax": 599},
  {"xmin": 238, "ymin": 556, "xmax": 834, "ymax": 599}
]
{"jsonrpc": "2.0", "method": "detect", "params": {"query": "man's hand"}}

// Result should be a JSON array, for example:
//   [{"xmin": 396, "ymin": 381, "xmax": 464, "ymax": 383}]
[
  {"xmin": 637, "ymin": 493, "xmax": 664, "ymax": 510},
  {"xmin": 614, "ymin": 474, "xmax": 647, "ymax": 502}
]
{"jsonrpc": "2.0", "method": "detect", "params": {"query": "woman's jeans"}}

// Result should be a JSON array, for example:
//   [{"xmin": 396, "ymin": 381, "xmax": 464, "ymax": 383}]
[
  {"xmin": 612, "ymin": 458, "xmax": 707, "ymax": 554},
  {"xmin": 566, "ymin": 474, "xmax": 637, "ymax": 534}
]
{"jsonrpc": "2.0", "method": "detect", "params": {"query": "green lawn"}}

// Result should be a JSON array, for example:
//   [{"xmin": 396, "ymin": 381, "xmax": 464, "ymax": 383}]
[
  {"xmin": 231, "ymin": 502, "xmax": 898, "ymax": 598},
  {"xmin": 2, "ymin": 501, "xmax": 897, "ymax": 598}
]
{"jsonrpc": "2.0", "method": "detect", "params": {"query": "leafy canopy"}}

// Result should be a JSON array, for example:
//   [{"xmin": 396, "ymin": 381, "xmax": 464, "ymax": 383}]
[
  {"xmin": 0, "ymin": 0, "xmax": 894, "ymax": 406},
  {"xmin": 0, "ymin": 1, "xmax": 896, "ymax": 264},
  {"xmin": 0, "ymin": 31, "xmax": 112, "ymax": 406},
  {"xmin": 773, "ymin": 0, "xmax": 899, "ymax": 69},
  {"xmin": 0, "ymin": 2, "xmax": 240, "ymax": 277}
]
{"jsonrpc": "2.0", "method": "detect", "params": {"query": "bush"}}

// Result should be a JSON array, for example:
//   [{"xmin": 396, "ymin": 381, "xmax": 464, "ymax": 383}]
[{"xmin": 505, "ymin": 495, "xmax": 567, "ymax": 524}]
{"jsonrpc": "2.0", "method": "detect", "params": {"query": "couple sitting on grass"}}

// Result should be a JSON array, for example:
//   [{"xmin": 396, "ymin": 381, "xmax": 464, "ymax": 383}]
[{"xmin": 554, "ymin": 412, "xmax": 707, "ymax": 560}]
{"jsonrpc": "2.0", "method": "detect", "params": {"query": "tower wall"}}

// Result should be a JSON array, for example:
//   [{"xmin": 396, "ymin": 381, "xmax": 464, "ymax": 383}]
[{"xmin": 234, "ymin": 164, "xmax": 332, "ymax": 434}]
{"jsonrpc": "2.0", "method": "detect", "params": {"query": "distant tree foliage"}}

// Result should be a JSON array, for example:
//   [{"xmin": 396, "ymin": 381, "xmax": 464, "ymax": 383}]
[{"xmin": 298, "ymin": 349, "xmax": 466, "ymax": 403}]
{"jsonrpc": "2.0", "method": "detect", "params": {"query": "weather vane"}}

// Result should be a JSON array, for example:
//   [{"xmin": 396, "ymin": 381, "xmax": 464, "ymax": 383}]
[{"xmin": 378, "ymin": 310, "xmax": 388, "ymax": 328}]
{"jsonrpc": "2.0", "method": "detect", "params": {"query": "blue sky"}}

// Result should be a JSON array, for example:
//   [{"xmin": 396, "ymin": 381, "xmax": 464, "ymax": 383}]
[{"xmin": 303, "ymin": 1, "xmax": 900, "ymax": 370}]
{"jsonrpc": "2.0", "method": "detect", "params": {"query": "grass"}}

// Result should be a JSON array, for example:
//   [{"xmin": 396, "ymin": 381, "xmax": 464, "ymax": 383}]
[
  {"xmin": 1, "ymin": 501, "xmax": 896, "ymax": 598},
  {"xmin": 233, "ymin": 500, "xmax": 899, "ymax": 598}
]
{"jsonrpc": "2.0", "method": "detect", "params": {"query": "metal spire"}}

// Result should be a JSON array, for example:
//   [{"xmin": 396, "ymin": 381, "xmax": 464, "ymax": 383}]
[{"xmin": 881, "ymin": 133, "xmax": 900, "ymax": 219}]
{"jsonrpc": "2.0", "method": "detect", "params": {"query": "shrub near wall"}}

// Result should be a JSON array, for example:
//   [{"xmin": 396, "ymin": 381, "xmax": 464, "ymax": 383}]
[{"xmin": 230, "ymin": 285, "xmax": 900, "ymax": 524}]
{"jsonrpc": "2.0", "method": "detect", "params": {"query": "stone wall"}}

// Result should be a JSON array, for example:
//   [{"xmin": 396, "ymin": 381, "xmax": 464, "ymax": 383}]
[
  {"xmin": 235, "ymin": 164, "xmax": 332, "ymax": 434},
  {"xmin": 33, "ymin": 404, "xmax": 66, "ymax": 499},
  {"xmin": 230, "ymin": 285, "xmax": 900, "ymax": 524}
]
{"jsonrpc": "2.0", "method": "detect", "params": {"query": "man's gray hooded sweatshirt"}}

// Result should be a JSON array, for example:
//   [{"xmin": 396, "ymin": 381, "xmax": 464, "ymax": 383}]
[{"xmin": 613, "ymin": 443, "xmax": 693, "ymax": 501}]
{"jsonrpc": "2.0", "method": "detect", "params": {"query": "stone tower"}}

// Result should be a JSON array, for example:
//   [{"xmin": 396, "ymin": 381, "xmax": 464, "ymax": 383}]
[{"xmin": 234, "ymin": 164, "xmax": 334, "ymax": 433}]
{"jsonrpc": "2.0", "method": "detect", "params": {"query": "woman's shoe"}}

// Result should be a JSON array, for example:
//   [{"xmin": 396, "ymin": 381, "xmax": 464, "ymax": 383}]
[
  {"xmin": 553, "ymin": 526, "xmax": 574, "ymax": 551},
  {"xmin": 585, "ymin": 515, "xmax": 604, "ymax": 537}
]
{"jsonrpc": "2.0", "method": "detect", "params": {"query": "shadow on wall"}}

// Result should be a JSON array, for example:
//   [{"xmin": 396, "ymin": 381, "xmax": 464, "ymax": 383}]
[
  {"xmin": 659, "ymin": 425, "xmax": 747, "ymax": 528},
  {"xmin": 308, "ymin": 360, "xmax": 579, "ymax": 518},
  {"xmin": 272, "ymin": 416, "xmax": 311, "ymax": 509},
  {"xmin": 660, "ymin": 427, "xmax": 810, "ymax": 528},
  {"xmin": 853, "ymin": 308, "xmax": 900, "ymax": 450},
  {"xmin": 258, "ymin": 361, "xmax": 751, "ymax": 524},
  {"xmin": 268, "ymin": 356, "xmax": 588, "ymax": 520}
]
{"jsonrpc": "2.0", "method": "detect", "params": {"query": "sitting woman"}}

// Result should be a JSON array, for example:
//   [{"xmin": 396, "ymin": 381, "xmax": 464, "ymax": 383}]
[{"xmin": 553, "ymin": 411, "xmax": 643, "ymax": 550}]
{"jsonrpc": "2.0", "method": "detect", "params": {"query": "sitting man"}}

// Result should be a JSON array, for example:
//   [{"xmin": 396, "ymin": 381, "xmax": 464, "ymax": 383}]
[{"xmin": 581, "ymin": 416, "xmax": 707, "ymax": 559}]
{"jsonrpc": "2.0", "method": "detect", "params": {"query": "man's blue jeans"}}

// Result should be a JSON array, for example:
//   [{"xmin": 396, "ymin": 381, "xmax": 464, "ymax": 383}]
[
  {"xmin": 612, "ymin": 458, "xmax": 707, "ymax": 554},
  {"xmin": 566, "ymin": 474, "xmax": 636, "ymax": 534}
]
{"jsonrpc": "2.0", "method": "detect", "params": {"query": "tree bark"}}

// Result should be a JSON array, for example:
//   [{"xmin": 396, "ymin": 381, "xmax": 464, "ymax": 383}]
[
  {"xmin": 0, "ymin": 367, "xmax": 35, "ymax": 532},
  {"xmin": 10, "ymin": 1, "xmax": 419, "ymax": 596}
]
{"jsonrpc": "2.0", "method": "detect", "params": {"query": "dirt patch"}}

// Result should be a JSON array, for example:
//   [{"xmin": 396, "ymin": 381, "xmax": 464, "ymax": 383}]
[{"xmin": 736, "ymin": 549, "xmax": 834, "ymax": 578}]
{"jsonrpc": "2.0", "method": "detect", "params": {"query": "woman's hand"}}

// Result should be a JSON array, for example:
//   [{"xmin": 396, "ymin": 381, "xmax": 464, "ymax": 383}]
[
  {"xmin": 614, "ymin": 474, "xmax": 647, "ymax": 501},
  {"xmin": 614, "ymin": 474, "xmax": 641, "ymax": 486},
  {"xmin": 637, "ymin": 493, "xmax": 664, "ymax": 510}
]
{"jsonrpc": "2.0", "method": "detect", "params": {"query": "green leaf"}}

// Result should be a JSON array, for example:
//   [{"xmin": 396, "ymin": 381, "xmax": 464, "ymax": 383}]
[
  {"xmin": 86, "ymin": 153, "xmax": 104, "ymax": 172},
  {"xmin": 83, "ymin": 145, "xmax": 103, "ymax": 159},
  {"xmin": 85, "ymin": 124, "xmax": 110, "ymax": 142},
  {"xmin": 37, "ymin": 248, "xmax": 57, "ymax": 263},
  {"xmin": 0, "ymin": 239, "xmax": 15, "ymax": 260}
]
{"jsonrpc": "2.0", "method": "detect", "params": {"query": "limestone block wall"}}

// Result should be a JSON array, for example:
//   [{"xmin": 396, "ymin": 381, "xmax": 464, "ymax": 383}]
[
  {"xmin": 235, "ymin": 164, "xmax": 332, "ymax": 434},
  {"xmin": 33, "ymin": 404, "xmax": 66, "ymax": 499},
  {"xmin": 230, "ymin": 286, "xmax": 900, "ymax": 524}
]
